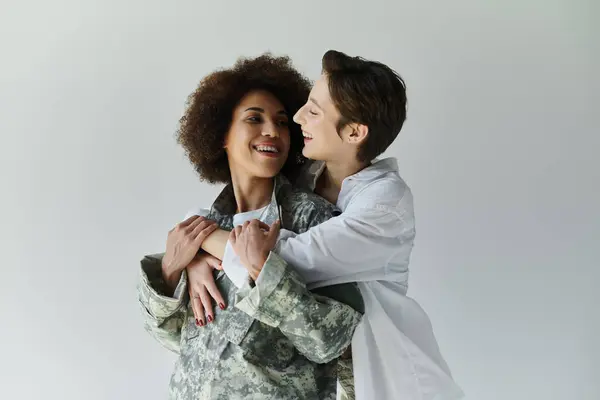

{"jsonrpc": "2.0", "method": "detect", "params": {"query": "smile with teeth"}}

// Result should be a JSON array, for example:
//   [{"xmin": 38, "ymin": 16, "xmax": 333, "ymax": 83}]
[
  {"xmin": 253, "ymin": 144, "xmax": 279, "ymax": 154},
  {"xmin": 303, "ymin": 132, "xmax": 313, "ymax": 140}
]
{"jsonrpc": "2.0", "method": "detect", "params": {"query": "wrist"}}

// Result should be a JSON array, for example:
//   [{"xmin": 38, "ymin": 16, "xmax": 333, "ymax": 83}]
[
  {"xmin": 161, "ymin": 258, "xmax": 181, "ymax": 289},
  {"xmin": 259, "ymin": 250, "xmax": 269, "ymax": 267},
  {"xmin": 250, "ymin": 251, "xmax": 269, "ymax": 279}
]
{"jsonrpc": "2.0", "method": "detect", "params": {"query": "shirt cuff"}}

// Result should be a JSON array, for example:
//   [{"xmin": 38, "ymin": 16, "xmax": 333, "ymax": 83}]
[
  {"xmin": 234, "ymin": 251, "xmax": 302, "ymax": 327},
  {"xmin": 139, "ymin": 255, "xmax": 187, "ymax": 319},
  {"xmin": 222, "ymin": 240, "xmax": 250, "ymax": 289}
]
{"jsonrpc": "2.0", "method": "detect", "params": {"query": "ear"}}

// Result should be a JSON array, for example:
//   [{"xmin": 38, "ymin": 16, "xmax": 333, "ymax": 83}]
[{"xmin": 345, "ymin": 123, "xmax": 368, "ymax": 145}]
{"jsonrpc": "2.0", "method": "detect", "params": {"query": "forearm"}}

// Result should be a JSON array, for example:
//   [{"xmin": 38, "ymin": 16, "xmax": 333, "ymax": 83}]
[
  {"xmin": 272, "ymin": 208, "xmax": 409, "ymax": 284},
  {"xmin": 235, "ymin": 252, "xmax": 363, "ymax": 364},
  {"xmin": 200, "ymin": 228, "xmax": 229, "ymax": 260}
]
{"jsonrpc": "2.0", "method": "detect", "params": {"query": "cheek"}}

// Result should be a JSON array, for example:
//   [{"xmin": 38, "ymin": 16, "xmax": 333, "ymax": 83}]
[{"xmin": 226, "ymin": 129, "xmax": 255, "ymax": 159}]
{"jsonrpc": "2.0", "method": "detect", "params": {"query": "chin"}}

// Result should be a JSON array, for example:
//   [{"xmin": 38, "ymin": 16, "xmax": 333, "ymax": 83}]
[
  {"xmin": 302, "ymin": 147, "xmax": 314, "ymax": 158},
  {"xmin": 254, "ymin": 168, "xmax": 281, "ymax": 179},
  {"xmin": 302, "ymin": 148, "xmax": 322, "ymax": 161}
]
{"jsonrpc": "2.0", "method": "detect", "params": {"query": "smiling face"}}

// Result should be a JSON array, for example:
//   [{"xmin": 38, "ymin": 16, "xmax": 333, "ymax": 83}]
[
  {"xmin": 293, "ymin": 74, "xmax": 353, "ymax": 162},
  {"xmin": 224, "ymin": 90, "xmax": 291, "ymax": 180}
]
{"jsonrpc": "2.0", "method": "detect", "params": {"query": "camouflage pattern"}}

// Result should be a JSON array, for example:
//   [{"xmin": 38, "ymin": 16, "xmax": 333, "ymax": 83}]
[
  {"xmin": 337, "ymin": 358, "xmax": 355, "ymax": 400},
  {"xmin": 138, "ymin": 175, "xmax": 363, "ymax": 399}
]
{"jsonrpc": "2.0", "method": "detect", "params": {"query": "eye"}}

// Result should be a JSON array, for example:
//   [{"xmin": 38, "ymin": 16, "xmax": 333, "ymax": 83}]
[
  {"xmin": 246, "ymin": 115, "xmax": 262, "ymax": 123},
  {"xmin": 278, "ymin": 119, "xmax": 290, "ymax": 126},
  {"xmin": 309, "ymin": 110, "xmax": 318, "ymax": 116}
]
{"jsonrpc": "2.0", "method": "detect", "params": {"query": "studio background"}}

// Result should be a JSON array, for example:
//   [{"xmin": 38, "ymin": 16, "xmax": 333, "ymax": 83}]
[{"xmin": 1, "ymin": 1, "xmax": 597, "ymax": 399}]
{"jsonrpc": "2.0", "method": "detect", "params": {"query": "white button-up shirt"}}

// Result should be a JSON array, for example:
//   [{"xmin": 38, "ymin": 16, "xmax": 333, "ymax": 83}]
[{"xmin": 223, "ymin": 158, "xmax": 464, "ymax": 400}]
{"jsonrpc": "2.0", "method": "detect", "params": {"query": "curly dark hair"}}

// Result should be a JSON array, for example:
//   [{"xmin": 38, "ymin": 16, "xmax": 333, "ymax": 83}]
[{"xmin": 177, "ymin": 54, "xmax": 312, "ymax": 184}]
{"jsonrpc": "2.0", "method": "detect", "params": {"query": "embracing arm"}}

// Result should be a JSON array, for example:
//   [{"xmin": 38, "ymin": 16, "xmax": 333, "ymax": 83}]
[
  {"xmin": 234, "ymin": 251, "xmax": 364, "ymax": 364},
  {"xmin": 272, "ymin": 190, "xmax": 414, "ymax": 284},
  {"xmin": 138, "ymin": 214, "xmax": 217, "ymax": 352}
]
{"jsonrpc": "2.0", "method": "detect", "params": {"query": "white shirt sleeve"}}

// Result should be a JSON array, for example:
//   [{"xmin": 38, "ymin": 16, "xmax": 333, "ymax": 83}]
[
  {"xmin": 222, "ymin": 178, "xmax": 415, "ymax": 288},
  {"xmin": 273, "ymin": 202, "xmax": 413, "ymax": 285}
]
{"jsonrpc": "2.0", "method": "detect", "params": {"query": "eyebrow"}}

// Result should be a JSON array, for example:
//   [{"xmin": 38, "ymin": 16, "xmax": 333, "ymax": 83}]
[
  {"xmin": 308, "ymin": 97, "xmax": 323, "ymax": 110},
  {"xmin": 244, "ymin": 107, "xmax": 288, "ymax": 116}
]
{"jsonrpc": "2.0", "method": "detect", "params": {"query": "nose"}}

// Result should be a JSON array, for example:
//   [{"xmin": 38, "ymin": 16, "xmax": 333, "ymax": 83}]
[
  {"xmin": 261, "ymin": 120, "xmax": 279, "ymax": 138},
  {"xmin": 293, "ymin": 105, "xmax": 305, "ymax": 125}
]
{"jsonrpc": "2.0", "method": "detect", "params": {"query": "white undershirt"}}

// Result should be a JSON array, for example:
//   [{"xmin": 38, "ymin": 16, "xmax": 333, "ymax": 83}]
[{"xmin": 232, "ymin": 205, "xmax": 268, "ymax": 227}]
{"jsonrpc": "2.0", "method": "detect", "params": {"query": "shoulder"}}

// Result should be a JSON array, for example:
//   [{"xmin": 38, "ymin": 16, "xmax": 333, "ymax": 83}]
[
  {"xmin": 353, "ymin": 172, "xmax": 413, "ymax": 210},
  {"xmin": 344, "ymin": 171, "xmax": 415, "ymax": 231}
]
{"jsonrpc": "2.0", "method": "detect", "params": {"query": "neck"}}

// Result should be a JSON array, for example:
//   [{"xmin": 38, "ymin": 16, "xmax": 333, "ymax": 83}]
[
  {"xmin": 316, "ymin": 157, "xmax": 368, "ymax": 204},
  {"xmin": 230, "ymin": 171, "xmax": 274, "ymax": 213}
]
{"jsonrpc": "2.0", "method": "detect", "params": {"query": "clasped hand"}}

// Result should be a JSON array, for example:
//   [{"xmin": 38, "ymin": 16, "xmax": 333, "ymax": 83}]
[{"xmin": 187, "ymin": 218, "xmax": 280, "ymax": 326}]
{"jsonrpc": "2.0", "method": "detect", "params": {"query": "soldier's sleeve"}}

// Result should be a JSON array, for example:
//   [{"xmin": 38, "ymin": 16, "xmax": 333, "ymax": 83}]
[
  {"xmin": 234, "ymin": 251, "xmax": 363, "ymax": 364},
  {"xmin": 137, "ymin": 253, "xmax": 187, "ymax": 354}
]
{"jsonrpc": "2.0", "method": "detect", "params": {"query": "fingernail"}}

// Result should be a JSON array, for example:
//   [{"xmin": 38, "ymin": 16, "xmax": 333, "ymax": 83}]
[
  {"xmin": 207, "ymin": 315, "xmax": 213, "ymax": 323},
  {"xmin": 219, "ymin": 303, "xmax": 226, "ymax": 310},
  {"xmin": 195, "ymin": 319, "xmax": 200, "ymax": 326}
]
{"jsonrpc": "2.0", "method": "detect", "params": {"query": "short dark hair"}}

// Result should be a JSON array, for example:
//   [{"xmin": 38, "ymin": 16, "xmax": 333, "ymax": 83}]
[
  {"xmin": 322, "ymin": 50, "xmax": 407, "ymax": 162},
  {"xmin": 177, "ymin": 54, "xmax": 311, "ymax": 184}
]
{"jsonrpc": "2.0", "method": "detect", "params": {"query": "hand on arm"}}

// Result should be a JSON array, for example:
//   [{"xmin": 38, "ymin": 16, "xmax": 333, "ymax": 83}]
[
  {"xmin": 229, "ymin": 219, "xmax": 280, "ymax": 280},
  {"xmin": 185, "ymin": 219, "xmax": 277, "ymax": 326},
  {"xmin": 161, "ymin": 215, "xmax": 218, "ymax": 292}
]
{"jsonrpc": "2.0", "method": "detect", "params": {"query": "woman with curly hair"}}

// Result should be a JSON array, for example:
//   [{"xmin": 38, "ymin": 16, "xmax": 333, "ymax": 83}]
[{"xmin": 137, "ymin": 54, "xmax": 364, "ymax": 400}]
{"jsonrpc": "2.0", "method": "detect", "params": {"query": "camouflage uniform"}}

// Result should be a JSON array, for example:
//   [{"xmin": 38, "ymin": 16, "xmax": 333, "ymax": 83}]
[{"xmin": 138, "ymin": 175, "xmax": 364, "ymax": 399}]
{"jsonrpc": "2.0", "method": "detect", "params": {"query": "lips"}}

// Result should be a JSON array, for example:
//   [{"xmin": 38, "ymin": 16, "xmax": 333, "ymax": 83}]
[
  {"xmin": 302, "ymin": 131, "xmax": 313, "ymax": 144},
  {"xmin": 253, "ymin": 142, "xmax": 281, "ymax": 158}
]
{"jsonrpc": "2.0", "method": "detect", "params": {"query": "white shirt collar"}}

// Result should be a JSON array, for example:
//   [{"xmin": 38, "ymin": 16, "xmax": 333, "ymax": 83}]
[{"xmin": 303, "ymin": 157, "xmax": 399, "ymax": 190}]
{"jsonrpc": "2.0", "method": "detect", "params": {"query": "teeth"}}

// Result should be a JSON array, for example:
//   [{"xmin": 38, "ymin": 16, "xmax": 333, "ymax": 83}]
[
  {"xmin": 302, "ymin": 132, "xmax": 312, "ymax": 138},
  {"xmin": 255, "ymin": 145, "xmax": 279, "ymax": 153}
]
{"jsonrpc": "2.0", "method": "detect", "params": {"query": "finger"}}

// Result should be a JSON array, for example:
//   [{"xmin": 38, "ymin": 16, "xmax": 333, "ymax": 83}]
[
  {"xmin": 205, "ymin": 254, "xmax": 223, "ymax": 271},
  {"xmin": 229, "ymin": 229, "xmax": 237, "ymax": 246},
  {"xmin": 233, "ymin": 225, "xmax": 243, "ymax": 238},
  {"xmin": 255, "ymin": 220, "xmax": 271, "ymax": 231},
  {"xmin": 268, "ymin": 219, "xmax": 281, "ymax": 241},
  {"xmin": 189, "ymin": 288, "xmax": 204, "ymax": 326},
  {"xmin": 249, "ymin": 219, "xmax": 259, "ymax": 227},
  {"xmin": 198, "ymin": 286, "xmax": 214, "ymax": 323},
  {"xmin": 205, "ymin": 277, "xmax": 227, "ymax": 311},
  {"xmin": 242, "ymin": 220, "xmax": 251, "ymax": 231},
  {"xmin": 180, "ymin": 216, "xmax": 206, "ymax": 237},
  {"xmin": 180, "ymin": 214, "xmax": 203, "ymax": 228},
  {"xmin": 171, "ymin": 215, "xmax": 197, "ymax": 232},
  {"xmin": 193, "ymin": 221, "xmax": 218, "ymax": 242},
  {"xmin": 190, "ymin": 219, "xmax": 213, "ymax": 236}
]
